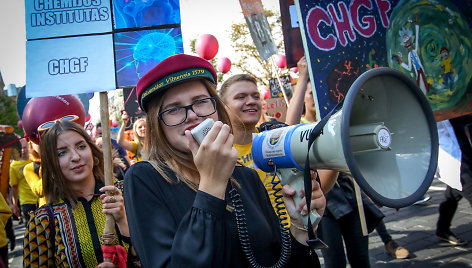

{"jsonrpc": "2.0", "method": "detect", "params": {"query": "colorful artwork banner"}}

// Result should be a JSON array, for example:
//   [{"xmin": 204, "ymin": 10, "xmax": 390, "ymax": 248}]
[{"xmin": 295, "ymin": 0, "xmax": 472, "ymax": 120}]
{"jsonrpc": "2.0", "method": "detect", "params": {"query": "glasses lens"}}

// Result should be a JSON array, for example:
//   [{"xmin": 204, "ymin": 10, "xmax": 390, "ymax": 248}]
[
  {"xmin": 62, "ymin": 115, "xmax": 76, "ymax": 121},
  {"xmin": 193, "ymin": 98, "xmax": 217, "ymax": 117},
  {"xmin": 39, "ymin": 121, "xmax": 55, "ymax": 131},
  {"xmin": 161, "ymin": 107, "xmax": 186, "ymax": 126}
]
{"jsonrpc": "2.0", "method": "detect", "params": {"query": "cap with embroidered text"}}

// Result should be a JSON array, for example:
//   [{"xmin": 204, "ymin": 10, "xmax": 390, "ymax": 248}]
[{"xmin": 136, "ymin": 54, "xmax": 217, "ymax": 112}]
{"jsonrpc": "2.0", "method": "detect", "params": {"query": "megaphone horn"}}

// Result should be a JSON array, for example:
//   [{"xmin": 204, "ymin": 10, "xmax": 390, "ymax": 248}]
[{"xmin": 252, "ymin": 67, "xmax": 439, "ymax": 208}]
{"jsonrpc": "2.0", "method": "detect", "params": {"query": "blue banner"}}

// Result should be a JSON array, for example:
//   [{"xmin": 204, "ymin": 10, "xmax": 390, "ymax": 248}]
[
  {"xmin": 26, "ymin": 34, "xmax": 116, "ymax": 97},
  {"xmin": 25, "ymin": 0, "xmax": 112, "ymax": 40}
]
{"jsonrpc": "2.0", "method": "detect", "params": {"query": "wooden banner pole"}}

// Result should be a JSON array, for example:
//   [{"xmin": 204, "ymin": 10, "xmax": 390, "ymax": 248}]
[{"xmin": 99, "ymin": 91, "xmax": 116, "ymax": 261}]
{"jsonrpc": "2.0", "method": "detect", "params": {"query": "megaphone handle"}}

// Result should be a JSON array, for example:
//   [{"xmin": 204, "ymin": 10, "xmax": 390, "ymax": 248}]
[
  {"xmin": 275, "ymin": 169, "xmax": 327, "ymax": 249},
  {"xmin": 285, "ymin": 174, "xmax": 322, "ymax": 228}
]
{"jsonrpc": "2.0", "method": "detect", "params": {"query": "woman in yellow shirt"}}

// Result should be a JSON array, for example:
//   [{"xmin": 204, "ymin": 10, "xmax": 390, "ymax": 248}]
[{"xmin": 117, "ymin": 111, "xmax": 146, "ymax": 163}]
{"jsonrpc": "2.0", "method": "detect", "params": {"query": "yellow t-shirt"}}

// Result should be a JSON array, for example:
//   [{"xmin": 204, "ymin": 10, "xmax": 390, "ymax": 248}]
[
  {"xmin": 234, "ymin": 142, "xmax": 290, "ymax": 225},
  {"xmin": 0, "ymin": 194, "xmax": 12, "ymax": 248},
  {"xmin": 23, "ymin": 162, "xmax": 47, "ymax": 207},
  {"xmin": 9, "ymin": 160, "xmax": 38, "ymax": 206},
  {"xmin": 300, "ymin": 117, "xmax": 311, "ymax": 124},
  {"xmin": 130, "ymin": 141, "xmax": 143, "ymax": 162}
]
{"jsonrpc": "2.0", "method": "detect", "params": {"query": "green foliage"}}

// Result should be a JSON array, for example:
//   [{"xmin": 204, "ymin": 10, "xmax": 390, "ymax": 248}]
[
  {"xmin": 229, "ymin": 9, "xmax": 285, "ymax": 86},
  {"xmin": 0, "ymin": 93, "xmax": 22, "ymax": 136}
]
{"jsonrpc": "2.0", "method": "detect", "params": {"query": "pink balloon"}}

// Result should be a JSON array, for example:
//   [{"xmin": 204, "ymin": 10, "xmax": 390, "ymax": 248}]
[
  {"xmin": 275, "ymin": 55, "xmax": 286, "ymax": 68},
  {"xmin": 217, "ymin": 57, "xmax": 232, "ymax": 73},
  {"xmin": 17, "ymin": 120, "xmax": 23, "ymax": 128},
  {"xmin": 195, "ymin": 34, "xmax": 219, "ymax": 60},
  {"xmin": 260, "ymin": 88, "xmax": 270, "ymax": 99},
  {"xmin": 290, "ymin": 67, "xmax": 298, "ymax": 73},
  {"xmin": 112, "ymin": 120, "xmax": 119, "ymax": 127}
]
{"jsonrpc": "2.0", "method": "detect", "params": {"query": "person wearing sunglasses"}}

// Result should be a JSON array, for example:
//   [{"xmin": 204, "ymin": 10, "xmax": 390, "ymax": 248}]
[
  {"xmin": 23, "ymin": 117, "xmax": 135, "ymax": 267},
  {"xmin": 123, "ymin": 53, "xmax": 326, "ymax": 267}
]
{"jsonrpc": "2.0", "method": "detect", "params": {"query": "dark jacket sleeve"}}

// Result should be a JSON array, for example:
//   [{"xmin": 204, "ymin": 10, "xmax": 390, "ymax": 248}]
[
  {"xmin": 236, "ymin": 167, "xmax": 320, "ymax": 267},
  {"xmin": 124, "ymin": 162, "xmax": 230, "ymax": 268}
]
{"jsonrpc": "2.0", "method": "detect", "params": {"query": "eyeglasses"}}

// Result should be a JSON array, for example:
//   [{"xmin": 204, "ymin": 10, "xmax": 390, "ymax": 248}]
[
  {"xmin": 159, "ymin": 97, "xmax": 217, "ymax": 126},
  {"xmin": 37, "ymin": 115, "xmax": 79, "ymax": 137}
]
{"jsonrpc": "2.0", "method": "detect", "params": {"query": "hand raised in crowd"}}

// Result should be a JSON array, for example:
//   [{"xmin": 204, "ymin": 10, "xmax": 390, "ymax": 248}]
[
  {"xmin": 121, "ymin": 110, "xmax": 130, "ymax": 125},
  {"xmin": 297, "ymin": 56, "xmax": 308, "ymax": 79}
]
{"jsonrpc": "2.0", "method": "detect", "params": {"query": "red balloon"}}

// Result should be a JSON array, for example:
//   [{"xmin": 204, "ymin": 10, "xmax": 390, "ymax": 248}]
[
  {"xmin": 275, "ymin": 55, "xmax": 287, "ymax": 68},
  {"xmin": 112, "ymin": 120, "xmax": 119, "ymax": 127},
  {"xmin": 17, "ymin": 120, "xmax": 23, "ymax": 128},
  {"xmin": 22, "ymin": 95, "xmax": 86, "ymax": 144},
  {"xmin": 260, "ymin": 88, "xmax": 270, "ymax": 99},
  {"xmin": 290, "ymin": 67, "xmax": 298, "ymax": 73},
  {"xmin": 195, "ymin": 34, "xmax": 219, "ymax": 60},
  {"xmin": 217, "ymin": 57, "xmax": 232, "ymax": 73}
]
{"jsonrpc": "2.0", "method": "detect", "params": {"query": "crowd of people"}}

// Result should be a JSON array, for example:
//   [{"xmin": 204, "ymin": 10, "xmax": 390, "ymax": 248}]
[{"xmin": 1, "ymin": 53, "xmax": 470, "ymax": 267}]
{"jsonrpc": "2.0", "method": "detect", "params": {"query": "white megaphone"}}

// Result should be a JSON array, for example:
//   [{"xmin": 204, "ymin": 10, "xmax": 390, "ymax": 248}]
[{"xmin": 252, "ymin": 67, "xmax": 439, "ymax": 218}]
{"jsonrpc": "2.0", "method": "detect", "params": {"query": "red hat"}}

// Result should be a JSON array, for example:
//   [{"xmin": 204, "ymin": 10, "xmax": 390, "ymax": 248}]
[{"xmin": 136, "ymin": 54, "xmax": 217, "ymax": 112}]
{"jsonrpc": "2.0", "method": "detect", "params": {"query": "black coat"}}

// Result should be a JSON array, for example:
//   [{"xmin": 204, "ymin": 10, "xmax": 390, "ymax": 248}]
[{"xmin": 124, "ymin": 162, "xmax": 319, "ymax": 267}]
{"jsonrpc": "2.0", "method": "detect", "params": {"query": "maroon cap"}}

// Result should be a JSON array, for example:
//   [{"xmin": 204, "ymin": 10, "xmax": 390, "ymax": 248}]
[{"xmin": 136, "ymin": 54, "xmax": 217, "ymax": 112}]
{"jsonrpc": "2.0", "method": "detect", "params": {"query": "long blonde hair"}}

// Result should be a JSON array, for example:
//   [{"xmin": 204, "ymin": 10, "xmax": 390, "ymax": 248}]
[
  {"xmin": 145, "ymin": 80, "xmax": 233, "ymax": 190},
  {"xmin": 132, "ymin": 118, "xmax": 146, "ymax": 159}
]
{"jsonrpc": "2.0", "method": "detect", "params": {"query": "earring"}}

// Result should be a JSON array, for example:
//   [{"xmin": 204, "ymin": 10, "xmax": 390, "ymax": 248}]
[{"xmin": 93, "ymin": 156, "xmax": 100, "ymax": 166}]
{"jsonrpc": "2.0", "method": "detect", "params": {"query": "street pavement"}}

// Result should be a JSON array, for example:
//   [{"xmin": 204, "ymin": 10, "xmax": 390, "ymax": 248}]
[{"xmin": 7, "ymin": 179, "xmax": 472, "ymax": 267}]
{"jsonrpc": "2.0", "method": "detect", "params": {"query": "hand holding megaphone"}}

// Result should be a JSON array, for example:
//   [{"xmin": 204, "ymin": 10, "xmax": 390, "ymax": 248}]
[
  {"xmin": 188, "ymin": 118, "xmax": 238, "ymax": 199},
  {"xmin": 279, "ymin": 169, "xmax": 325, "ymax": 232}
]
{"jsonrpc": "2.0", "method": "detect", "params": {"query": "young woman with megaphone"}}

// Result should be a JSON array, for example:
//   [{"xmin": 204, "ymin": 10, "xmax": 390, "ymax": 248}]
[{"xmin": 124, "ymin": 53, "xmax": 326, "ymax": 267}]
